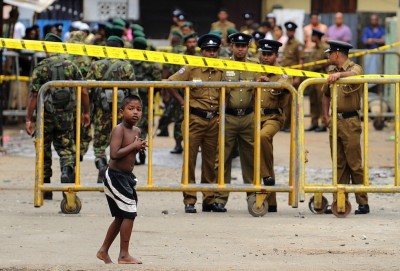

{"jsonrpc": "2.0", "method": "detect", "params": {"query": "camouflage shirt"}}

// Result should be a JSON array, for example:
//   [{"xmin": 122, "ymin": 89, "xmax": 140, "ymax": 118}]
[
  {"xmin": 66, "ymin": 55, "xmax": 91, "ymax": 78},
  {"xmin": 30, "ymin": 54, "xmax": 83, "ymax": 94},
  {"xmin": 86, "ymin": 58, "xmax": 138, "ymax": 98}
]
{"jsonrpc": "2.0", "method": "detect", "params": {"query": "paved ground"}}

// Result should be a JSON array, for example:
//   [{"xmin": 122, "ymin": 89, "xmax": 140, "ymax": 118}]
[{"xmin": 1, "ymin": 115, "xmax": 400, "ymax": 270}]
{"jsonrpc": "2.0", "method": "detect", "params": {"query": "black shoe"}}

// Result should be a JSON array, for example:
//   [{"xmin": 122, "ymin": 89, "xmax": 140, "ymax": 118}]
[
  {"xmin": 324, "ymin": 206, "xmax": 333, "ymax": 214},
  {"xmin": 61, "ymin": 167, "xmax": 74, "ymax": 183},
  {"xmin": 305, "ymin": 125, "xmax": 318, "ymax": 132},
  {"xmin": 170, "ymin": 145, "xmax": 183, "ymax": 154},
  {"xmin": 80, "ymin": 155, "xmax": 84, "ymax": 162},
  {"xmin": 263, "ymin": 176, "xmax": 275, "ymax": 186},
  {"xmin": 282, "ymin": 127, "xmax": 290, "ymax": 133},
  {"xmin": 139, "ymin": 151, "xmax": 146, "ymax": 164},
  {"xmin": 315, "ymin": 126, "xmax": 327, "ymax": 132},
  {"xmin": 157, "ymin": 130, "xmax": 169, "ymax": 137},
  {"xmin": 185, "ymin": 204, "xmax": 197, "ymax": 213},
  {"xmin": 268, "ymin": 205, "xmax": 277, "ymax": 212},
  {"xmin": 43, "ymin": 191, "xmax": 53, "ymax": 200},
  {"xmin": 202, "ymin": 203, "xmax": 227, "ymax": 212},
  {"xmin": 96, "ymin": 158, "xmax": 108, "ymax": 183},
  {"xmin": 355, "ymin": 204, "xmax": 370, "ymax": 215}
]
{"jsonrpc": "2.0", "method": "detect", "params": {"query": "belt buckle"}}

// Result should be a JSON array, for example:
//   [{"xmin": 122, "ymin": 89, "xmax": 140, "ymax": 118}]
[
  {"xmin": 206, "ymin": 111, "xmax": 214, "ymax": 119},
  {"xmin": 337, "ymin": 112, "xmax": 343, "ymax": 120},
  {"xmin": 237, "ymin": 109, "xmax": 245, "ymax": 116}
]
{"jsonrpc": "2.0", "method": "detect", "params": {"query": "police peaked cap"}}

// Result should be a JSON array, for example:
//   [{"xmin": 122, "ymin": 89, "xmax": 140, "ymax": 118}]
[
  {"xmin": 258, "ymin": 39, "xmax": 282, "ymax": 53},
  {"xmin": 243, "ymin": 12, "xmax": 254, "ymax": 20},
  {"xmin": 311, "ymin": 29, "xmax": 325, "ymax": 39},
  {"xmin": 252, "ymin": 31, "xmax": 264, "ymax": 42},
  {"xmin": 228, "ymin": 32, "xmax": 252, "ymax": 44},
  {"xmin": 325, "ymin": 40, "xmax": 353, "ymax": 54},
  {"xmin": 197, "ymin": 34, "xmax": 221, "ymax": 49},
  {"xmin": 284, "ymin": 21, "xmax": 298, "ymax": 31}
]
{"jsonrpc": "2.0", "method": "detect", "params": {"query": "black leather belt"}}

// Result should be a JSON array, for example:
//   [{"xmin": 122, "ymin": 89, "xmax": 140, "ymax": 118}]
[
  {"xmin": 225, "ymin": 108, "xmax": 253, "ymax": 116},
  {"xmin": 190, "ymin": 107, "xmax": 218, "ymax": 119},
  {"xmin": 261, "ymin": 108, "xmax": 281, "ymax": 115},
  {"xmin": 337, "ymin": 111, "xmax": 358, "ymax": 120}
]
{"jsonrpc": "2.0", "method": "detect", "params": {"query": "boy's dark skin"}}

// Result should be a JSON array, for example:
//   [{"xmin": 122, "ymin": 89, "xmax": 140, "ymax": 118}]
[{"xmin": 97, "ymin": 97, "xmax": 147, "ymax": 264}]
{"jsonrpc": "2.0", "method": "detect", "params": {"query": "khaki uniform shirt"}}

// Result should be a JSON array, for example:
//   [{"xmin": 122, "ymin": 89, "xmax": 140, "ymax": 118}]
[
  {"xmin": 308, "ymin": 42, "xmax": 329, "ymax": 72},
  {"xmin": 222, "ymin": 57, "xmax": 260, "ymax": 109},
  {"xmin": 323, "ymin": 59, "xmax": 363, "ymax": 112},
  {"xmin": 260, "ymin": 62, "xmax": 293, "ymax": 122},
  {"xmin": 211, "ymin": 20, "xmax": 236, "ymax": 42},
  {"xmin": 281, "ymin": 38, "xmax": 304, "ymax": 67},
  {"xmin": 169, "ymin": 66, "xmax": 223, "ymax": 111}
]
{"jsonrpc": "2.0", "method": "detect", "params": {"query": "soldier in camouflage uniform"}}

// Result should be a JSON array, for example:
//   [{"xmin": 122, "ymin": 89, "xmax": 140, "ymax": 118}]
[
  {"xmin": 132, "ymin": 36, "xmax": 162, "ymax": 164},
  {"xmin": 67, "ymin": 31, "xmax": 93, "ymax": 160},
  {"xmin": 25, "ymin": 33, "xmax": 90, "ymax": 199},
  {"xmin": 87, "ymin": 36, "xmax": 138, "ymax": 182}
]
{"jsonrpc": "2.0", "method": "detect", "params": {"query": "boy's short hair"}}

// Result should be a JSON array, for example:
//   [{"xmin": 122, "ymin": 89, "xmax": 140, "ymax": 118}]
[{"xmin": 120, "ymin": 94, "xmax": 142, "ymax": 110}]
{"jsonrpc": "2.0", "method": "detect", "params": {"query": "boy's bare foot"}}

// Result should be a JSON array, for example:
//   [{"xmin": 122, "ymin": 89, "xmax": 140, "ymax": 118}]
[
  {"xmin": 97, "ymin": 250, "xmax": 113, "ymax": 264},
  {"xmin": 118, "ymin": 255, "xmax": 142, "ymax": 264}
]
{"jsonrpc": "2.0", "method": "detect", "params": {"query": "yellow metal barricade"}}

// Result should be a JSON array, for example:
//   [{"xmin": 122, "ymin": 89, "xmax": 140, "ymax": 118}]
[
  {"xmin": 298, "ymin": 77, "xmax": 400, "ymax": 218},
  {"xmin": 34, "ymin": 81, "xmax": 299, "ymax": 216}
]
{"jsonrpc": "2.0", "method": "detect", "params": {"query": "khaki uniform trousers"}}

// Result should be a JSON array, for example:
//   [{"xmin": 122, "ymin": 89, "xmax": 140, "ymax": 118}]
[
  {"xmin": 260, "ymin": 119, "xmax": 282, "ymax": 206},
  {"xmin": 309, "ymin": 84, "xmax": 323, "ymax": 127},
  {"xmin": 217, "ymin": 113, "xmax": 254, "ymax": 205},
  {"xmin": 182, "ymin": 114, "xmax": 219, "ymax": 205},
  {"xmin": 329, "ymin": 117, "xmax": 368, "ymax": 205}
]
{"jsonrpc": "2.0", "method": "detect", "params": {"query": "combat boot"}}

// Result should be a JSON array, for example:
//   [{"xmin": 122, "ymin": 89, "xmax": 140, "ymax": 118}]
[
  {"xmin": 170, "ymin": 140, "xmax": 183, "ymax": 154},
  {"xmin": 96, "ymin": 158, "xmax": 108, "ymax": 183},
  {"xmin": 43, "ymin": 177, "xmax": 52, "ymax": 200},
  {"xmin": 61, "ymin": 167, "xmax": 75, "ymax": 183}
]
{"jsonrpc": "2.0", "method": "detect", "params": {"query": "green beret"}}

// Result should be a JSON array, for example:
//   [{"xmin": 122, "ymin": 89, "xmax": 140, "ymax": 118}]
[
  {"xmin": 170, "ymin": 29, "xmax": 183, "ymax": 38},
  {"xmin": 133, "ymin": 30, "xmax": 145, "ymax": 38},
  {"xmin": 183, "ymin": 32, "xmax": 197, "ymax": 43},
  {"xmin": 180, "ymin": 21, "xmax": 193, "ymax": 29},
  {"xmin": 227, "ymin": 28, "xmax": 238, "ymax": 36},
  {"xmin": 112, "ymin": 25, "xmax": 125, "ymax": 37},
  {"xmin": 209, "ymin": 30, "xmax": 222, "ymax": 38},
  {"xmin": 112, "ymin": 18, "xmax": 126, "ymax": 27},
  {"xmin": 107, "ymin": 36, "xmax": 125, "ymax": 47},
  {"xmin": 130, "ymin": 24, "xmax": 144, "ymax": 32},
  {"xmin": 133, "ymin": 37, "xmax": 148, "ymax": 49},
  {"xmin": 44, "ymin": 33, "xmax": 62, "ymax": 42}
]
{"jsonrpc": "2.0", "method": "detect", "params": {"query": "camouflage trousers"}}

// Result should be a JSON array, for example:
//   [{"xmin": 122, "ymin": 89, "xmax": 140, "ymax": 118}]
[
  {"xmin": 39, "ymin": 110, "xmax": 75, "ymax": 179},
  {"xmin": 158, "ymin": 97, "xmax": 183, "ymax": 141},
  {"xmin": 72, "ymin": 116, "xmax": 92, "ymax": 157}
]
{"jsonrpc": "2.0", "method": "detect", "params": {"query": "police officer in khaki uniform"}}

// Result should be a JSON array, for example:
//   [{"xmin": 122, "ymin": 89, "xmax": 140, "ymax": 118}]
[
  {"xmin": 305, "ymin": 29, "xmax": 329, "ymax": 132},
  {"xmin": 322, "ymin": 40, "xmax": 369, "ymax": 215},
  {"xmin": 168, "ymin": 34, "xmax": 226, "ymax": 213},
  {"xmin": 217, "ymin": 32, "xmax": 260, "ymax": 206},
  {"xmin": 281, "ymin": 22, "xmax": 304, "ymax": 132},
  {"xmin": 257, "ymin": 39, "xmax": 293, "ymax": 212}
]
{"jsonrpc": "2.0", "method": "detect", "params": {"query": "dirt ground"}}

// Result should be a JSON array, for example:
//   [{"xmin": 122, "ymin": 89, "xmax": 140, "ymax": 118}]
[{"xmin": 1, "ymin": 116, "xmax": 400, "ymax": 271}]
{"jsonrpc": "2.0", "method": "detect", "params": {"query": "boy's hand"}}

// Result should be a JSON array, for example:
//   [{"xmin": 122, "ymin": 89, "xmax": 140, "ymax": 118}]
[{"xmin": 132, "ymin": 136, "xmax": 148, "ymax": 152}]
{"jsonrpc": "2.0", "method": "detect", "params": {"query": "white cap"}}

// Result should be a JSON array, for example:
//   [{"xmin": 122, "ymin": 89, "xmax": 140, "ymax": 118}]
[
  {"xmin": 71, "ymin": 21, "xmax": 82, "ymax": 29},
  {"xmin": 79, "ymin": 23, "xmax": 90, "ymax": 31}
]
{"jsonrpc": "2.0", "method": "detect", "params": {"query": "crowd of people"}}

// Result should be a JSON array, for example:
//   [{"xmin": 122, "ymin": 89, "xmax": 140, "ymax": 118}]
[{"xmin": 21, "ymin": 8, "xmax": 386, "ymax": 218}]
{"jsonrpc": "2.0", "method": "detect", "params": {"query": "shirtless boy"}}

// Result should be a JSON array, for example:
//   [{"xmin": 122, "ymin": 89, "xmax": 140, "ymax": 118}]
[{"xmin": 97, "ymin": 95, "xmax": 147, "ymax": 264}]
